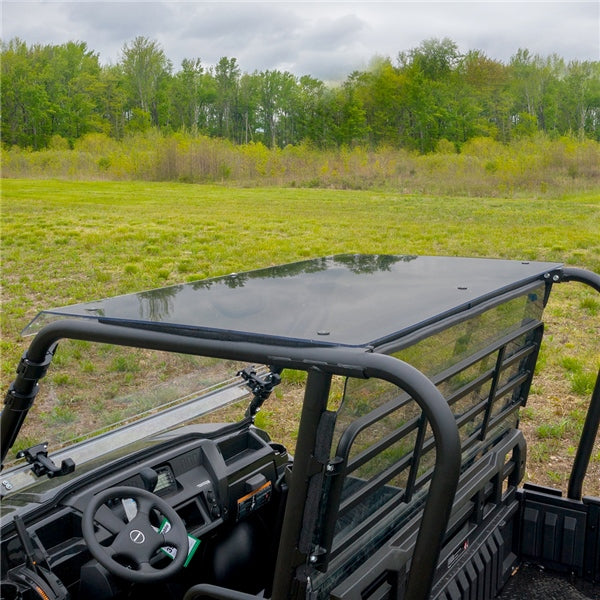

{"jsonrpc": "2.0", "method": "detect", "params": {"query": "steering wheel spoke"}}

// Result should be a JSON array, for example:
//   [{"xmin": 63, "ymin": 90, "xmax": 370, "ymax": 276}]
[
  {"xmin": 163, "ymin": 528, "xmax": 187, "ymax": 550},
  {"xmin": 95, "ymin": 503, "xmax": 128, "ymax": 535},
  {"xmin": 134, "ymin": 495, "xmax": 156, "ymax": 517},
  {"xmin": 138, "ymin": 560, "xmax": 157, "ymax": 575},
  {"xmin": 82, "ymin": 485, "xmax": 189, "ymax": 583}
]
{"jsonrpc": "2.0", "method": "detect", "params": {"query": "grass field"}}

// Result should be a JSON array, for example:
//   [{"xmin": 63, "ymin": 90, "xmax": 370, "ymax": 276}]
[{"xmin": 1, "ymin": 179, "xmax": 599, "ymax": 493}]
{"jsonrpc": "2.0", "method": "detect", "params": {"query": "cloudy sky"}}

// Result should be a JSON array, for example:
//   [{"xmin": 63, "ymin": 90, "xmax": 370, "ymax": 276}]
[{"xmin": 2, "ymin": 1, "xmax": 598, "ymax": 80}]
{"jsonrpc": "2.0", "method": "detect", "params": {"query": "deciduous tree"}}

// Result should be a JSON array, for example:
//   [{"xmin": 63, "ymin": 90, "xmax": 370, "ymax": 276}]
[{"xmin": 120, "ymin": 36, "xmax": 172, "ymax": 127}]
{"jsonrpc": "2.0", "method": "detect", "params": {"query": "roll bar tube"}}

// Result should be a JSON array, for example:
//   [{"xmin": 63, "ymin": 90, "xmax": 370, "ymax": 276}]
[
  {"xmin": 558, "ymin": 267, "xmax": 600, "ymax": 500},
  {"xmin": 2, "ymin": 318, "xmax": 461, "ymax": 600},
  {"xmin": 560, "ymin": 267, "xmax": 600, "ymax": 292},
  {"xmin": 1, "ymin": 344, "xmax": 57, "ymax": 467},
  {"xmin": 568, "ymin": 368, "xmax": 600, "ymax": 501}
]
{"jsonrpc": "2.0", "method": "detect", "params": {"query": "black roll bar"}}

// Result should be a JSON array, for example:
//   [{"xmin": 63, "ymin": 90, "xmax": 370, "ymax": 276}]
[
  {"xmin": 561, "ymin": 266, "xmax": 600, "ymax": 292},
  {"xmin": 558, "ymin": 267, "xmax": 600, "ymax": 500},
  {"xmin": 568, "ymin": 369, "xmax": 600, "ymax": 501}
]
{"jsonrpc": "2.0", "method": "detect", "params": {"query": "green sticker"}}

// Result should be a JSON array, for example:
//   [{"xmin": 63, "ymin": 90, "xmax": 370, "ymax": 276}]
[
  {"xmin": 157, "ymin": 518, "xmax": 201, "ymax": 567},
  {"xmin": 184, "ymin": 536, "xmax": 201, "ymax": 567}
]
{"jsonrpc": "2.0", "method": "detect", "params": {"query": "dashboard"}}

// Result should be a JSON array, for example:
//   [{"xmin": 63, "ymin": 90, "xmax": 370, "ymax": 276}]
[{"xmin": 0, "ymin": 425, "xmax": 290, "ymax": 600}]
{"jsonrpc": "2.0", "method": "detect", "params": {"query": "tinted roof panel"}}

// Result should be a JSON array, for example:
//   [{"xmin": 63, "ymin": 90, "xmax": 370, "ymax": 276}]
[{"xmin": 25, "ymin": 255, "xmax": 561, "ymax": 347}]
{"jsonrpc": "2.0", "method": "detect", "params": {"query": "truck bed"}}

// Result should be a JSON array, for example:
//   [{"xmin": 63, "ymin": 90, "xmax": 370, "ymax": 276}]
[{"xmin": 499, "ymin": 563, "xmax": 599, "ymax": 600}]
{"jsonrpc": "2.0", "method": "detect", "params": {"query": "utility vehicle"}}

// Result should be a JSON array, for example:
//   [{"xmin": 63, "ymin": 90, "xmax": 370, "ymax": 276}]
[{"xmin": 1, "ymin": 254, "xmax": 599, "ymax": 600}]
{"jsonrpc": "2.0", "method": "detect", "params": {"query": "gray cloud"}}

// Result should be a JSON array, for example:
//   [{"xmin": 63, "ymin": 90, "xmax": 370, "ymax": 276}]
[{"xmin": 2, "ymin": 1, "xmax": 598, "ymax": 79}]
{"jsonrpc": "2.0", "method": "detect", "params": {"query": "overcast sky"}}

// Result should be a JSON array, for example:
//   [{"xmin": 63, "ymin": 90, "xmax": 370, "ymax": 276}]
[{"xmin": 2, "ymin": 1, "xmax": 598, "ymax": 81}]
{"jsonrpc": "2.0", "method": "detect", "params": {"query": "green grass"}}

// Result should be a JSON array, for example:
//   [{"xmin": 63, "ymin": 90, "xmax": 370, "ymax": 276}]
[
  {"xmin": 2, "ymin": 178, "xmax": 598, "ymax": 388},
  {"xmin": 570, "ymin": 371, "xmax": 597, "ymax": 395},
  {"xmin": 581, "ymin": 296, "xmax": 600, "ymax": 315},
  {"xmin": 536, "ymin": 420, "xmax": 570, "ymax": 439},
  {"xmin": 1, "ymin": 178, "xmax": 599, "ymax": 492}
]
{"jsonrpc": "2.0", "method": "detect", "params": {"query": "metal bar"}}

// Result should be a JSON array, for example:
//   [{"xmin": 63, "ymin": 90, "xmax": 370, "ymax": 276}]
[
  {"xmin": 500, "ymin": 341, "xmax": 538, "ymax": 370},
  {"xmin": 561, "ymin": 267, "xmax": 600, "ymax": 292},
  {"xmin": 271, "ymin": 369, "xmax": 332, "ymax": 600},
  {"xmin": 183, "ymin": 583, "xmax": 258, "ymax": 600},
  {"xmin": 338, "ymin": 454, "xmax": 412, "ymax": 517},
  {"xmin": 1, "ymin": 345, "xmax": 57, "ymax": 468},
  {"xmin": 0, "ymin": 319, "xmax": 349, "ymax": 467},
  {"xmin": 445, "ymin": 370, "xmax": 494, "ymax": 408},
  {"xmin": 484, "ymin": 399, "xmax": 522, "ymax": 437},
  {"xmin": 479, "ymin": 347, "xmax": 506, "ymax": 441},
  {"xmin": 404, "ymin": 414, "xmax": 428, "ymax": 503},
  {"xmin": 345, "ymin": 416, "xmax": 420, "ymax": 474},
  {"xmin": 336, "ymin": 392, "xmax": 414, "ymax": 462},
  {"xmin": 554, "ymin": 268, "xmax": 600, "ymax": 500},
  {"xmin": 568, "ymin": 369, "xmax": 600, "ymax": 500}
]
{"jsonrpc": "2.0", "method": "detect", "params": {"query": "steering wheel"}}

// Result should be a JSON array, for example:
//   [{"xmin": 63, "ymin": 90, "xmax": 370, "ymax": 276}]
[{"xmin": 82, "ymin": 486, "xmax": 189, "ymax": 583}]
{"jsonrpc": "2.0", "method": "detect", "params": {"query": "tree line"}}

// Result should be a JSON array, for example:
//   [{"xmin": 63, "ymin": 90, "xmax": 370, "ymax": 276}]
[{"xmin": 2, "ymin": 36, "xmax": 599, "ymax": 152}]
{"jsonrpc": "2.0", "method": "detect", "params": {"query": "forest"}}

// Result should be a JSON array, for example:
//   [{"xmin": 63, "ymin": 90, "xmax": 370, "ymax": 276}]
[{"xmin": 2, "ymin": 36, "xmax": 600, "ymax": 153}]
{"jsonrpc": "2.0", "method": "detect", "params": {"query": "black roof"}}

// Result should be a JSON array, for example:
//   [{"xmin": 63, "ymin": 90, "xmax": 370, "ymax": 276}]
[{"xmin": 25, "ymin": 254, "xmax": 561, "ymax": 348}]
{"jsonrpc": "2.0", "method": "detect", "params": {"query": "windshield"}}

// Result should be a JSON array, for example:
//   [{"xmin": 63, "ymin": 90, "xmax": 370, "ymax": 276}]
[{"xmin": 4, "ymin": 344, "xmax": 256, "ymax": 471}]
